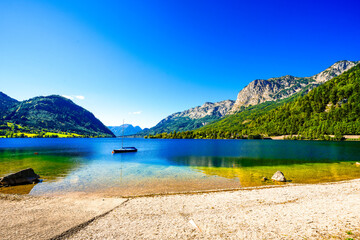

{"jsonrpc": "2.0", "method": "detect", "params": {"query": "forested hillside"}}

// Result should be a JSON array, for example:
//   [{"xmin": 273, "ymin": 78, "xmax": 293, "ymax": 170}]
[
  {"xmin": 143, "ymin": 60, "xmax": 357, "ymax": 136},
  {"xmin": 148, "ymin": 63, "xmax": 360, "ymax": 140},
  {"xmin": 0, "ymin": 94, "xmax": 114, "ymax": 138},
  {"xmin": 0, "ymin": 92, "xmax": 18, "ymax": 112},
  {"xmin": 240, "ymin": 63, "xmax": 360, "ymax": 138}
]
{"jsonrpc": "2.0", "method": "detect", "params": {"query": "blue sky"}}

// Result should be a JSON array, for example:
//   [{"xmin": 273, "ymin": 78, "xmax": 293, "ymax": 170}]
[{"xmin": 1, "ymin": 0, "xmax": 359, "ymax": 128}]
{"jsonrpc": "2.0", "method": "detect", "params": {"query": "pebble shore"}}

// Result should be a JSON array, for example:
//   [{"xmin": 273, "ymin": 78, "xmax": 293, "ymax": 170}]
[{"xmin": 1, "ymin": 179, "xmax": 360, "ymax": 239}]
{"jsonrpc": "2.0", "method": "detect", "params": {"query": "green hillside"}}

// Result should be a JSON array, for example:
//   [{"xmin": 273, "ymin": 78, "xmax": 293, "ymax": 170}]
[
  {"xmin": 0, "ymin": 92, "xmax": 18, "ymax": 112},
  {"xmin": 0, "ymin": 94, "xmax": 114, "ymax": 138},
  {"xmin": 239, "ymin": 63, "xmax": 360, "ymax": 138}
]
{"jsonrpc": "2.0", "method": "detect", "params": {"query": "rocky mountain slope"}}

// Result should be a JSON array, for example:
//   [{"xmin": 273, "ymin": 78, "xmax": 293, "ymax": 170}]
[
  {"xmin": 229, "ymin": 60, "xmax": 359, "ymax": 113},
  {"xmin": 0, "ymin": 93, "xmax": 114, "ymax": 137},
  {"xmin": 225, "ymin": 62, "xmax": 360, "ymax": 138},
  {"xmin": 143, "ymin": 60, "xmax": 358, "ymax": 135},
  {"xmin": 141, "ymin": 100, "xmax": 234, "ymax": 135},
  {"xmin": 153, "ymin": 63, "xmax": 360, "ymax": 140},
  {"xmin": 108, "ymin": 124, "xmax": 142, "ymax": 136},
  {"xmin": 160, "ymin": 100, "xmax": 234, "ymax": 121}
]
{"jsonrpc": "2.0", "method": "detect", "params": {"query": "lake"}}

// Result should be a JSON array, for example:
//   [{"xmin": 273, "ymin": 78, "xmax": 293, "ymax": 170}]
[{"xmin": 1, "ymin": 138, "xmax": 360, "ymax": 196}]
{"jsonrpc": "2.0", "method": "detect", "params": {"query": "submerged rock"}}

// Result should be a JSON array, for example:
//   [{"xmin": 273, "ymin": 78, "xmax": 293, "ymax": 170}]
[
  {"xmin": 0, "ymin": 168, "xmax": 40, "ymax": 186},
  {"xmin": 271, "ymin": 171, "xmax": 286, "ymax": 182}
]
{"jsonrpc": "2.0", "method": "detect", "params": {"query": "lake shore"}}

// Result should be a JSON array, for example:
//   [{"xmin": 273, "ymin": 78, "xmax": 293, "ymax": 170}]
[
  {"xmin": 271, "ymin": 135, "xmax": 360, "ymax": 140},
  {"xmin": 1, "ymin": 179, "xmax": 360, "ymax": 240}
]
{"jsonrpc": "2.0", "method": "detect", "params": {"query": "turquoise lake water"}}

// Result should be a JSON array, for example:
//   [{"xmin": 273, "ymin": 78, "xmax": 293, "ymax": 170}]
[{"xmin": 1, "ymin": 138, "xmax": 360, "ymax": 196}]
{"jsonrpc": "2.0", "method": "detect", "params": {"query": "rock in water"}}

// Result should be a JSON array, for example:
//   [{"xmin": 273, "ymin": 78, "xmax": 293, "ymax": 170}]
[
  {"xmin": 271, "ymin": 171, "xmax": 286, "ymax": 182},
  {"xmin": 0, "ymin": 168, "xmax": 40, "ymax": 186}
]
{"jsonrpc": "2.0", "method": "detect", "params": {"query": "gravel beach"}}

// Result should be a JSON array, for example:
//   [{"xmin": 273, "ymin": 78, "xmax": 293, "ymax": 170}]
[{"xmin": 1, "ymin": 179, "xmax": 360, "ymax": 240}]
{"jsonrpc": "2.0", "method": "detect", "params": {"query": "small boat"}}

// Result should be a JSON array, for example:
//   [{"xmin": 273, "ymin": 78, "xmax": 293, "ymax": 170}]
[
  {"xmin": 112, "ymin": 147, "xmax": 137, "ymax": 153},
  {"xmin": 112, "ymin": 120, "xmax": 137, "ymax": 154}
]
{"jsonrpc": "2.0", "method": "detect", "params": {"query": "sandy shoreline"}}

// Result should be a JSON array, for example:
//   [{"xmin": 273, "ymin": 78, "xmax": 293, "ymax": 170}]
[{"xmin": 1, "ymin": 180, "xmax": 360, "ymax": 239}]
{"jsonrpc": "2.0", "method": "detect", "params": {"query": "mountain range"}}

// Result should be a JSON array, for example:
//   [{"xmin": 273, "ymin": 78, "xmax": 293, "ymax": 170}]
[
  {"xmin": 108, "ymin": 124, "xmax": 142, "ymax": 136},
  {"xmin": 148, "ymin": 61, "xmax": 360, "ymax": 139},
  {"xmin": 1, "ymin": 60, "xmax": 358, "ymax": 139},
  {"xmin": 141, "ymin": 60, "xmax": 359, "ymax": 135},
  {"xmin": 229, "ymin": 60, "xmax": 358, "ymax": 113},
  {"xmin": 141, "ymin": 100, "xmax": 234, "ymax": 135},
  {"xmin": 0, "ymin": 93, "xmax": 114, "ymax": 137},
  {"xmin": 198, "ymin": 62, "xmax": 360, "ymax": 139}
]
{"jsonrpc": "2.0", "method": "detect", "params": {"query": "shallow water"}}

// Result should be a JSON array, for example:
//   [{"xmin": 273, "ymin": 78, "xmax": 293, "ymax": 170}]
[{"xmin": 0, "ymin": 138, "xmax": 360, "ymax": 196}]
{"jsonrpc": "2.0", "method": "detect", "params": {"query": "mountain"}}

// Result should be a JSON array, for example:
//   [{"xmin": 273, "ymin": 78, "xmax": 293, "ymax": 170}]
[
  {"xmin": 108, "ymin": 124, "xmax": 142, "ymax": 136},
  {"xmin": 0, "ymin": 92, "xmax": 19, "ymax": 112},
  {"xmin": 237, "ymin": 62, "xmax": 360, "ymax": 138},
  {"xmin": 229, "ymin": 60, "xmax": 359, "ymax": 113},
  {"xmin": 1, "ymin": 94, "xmax": 114, "ymax": 137},
  {"xmin": 141, "ymin": 100, "xmax": 234, "ymax": 135},
  {"xmin": 198, "ymin": 87, "xmax": 311, "ymax": 134},
  {"xmin": 144, "ymin": 60, "xmax": 358, "ymax": 136},
  {"xmin": 197, "ymin": 62, "xmax": 360, "ymax": 139}
]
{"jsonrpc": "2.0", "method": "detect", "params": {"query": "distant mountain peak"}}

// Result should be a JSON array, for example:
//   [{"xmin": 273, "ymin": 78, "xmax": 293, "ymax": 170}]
[
  {"xmin": 108, "ymin": 124, "xmax": 142, "ymax": 136},
  {"xmin": 312, "ymin": 60, "xmax": 359, "ymax": 83}
]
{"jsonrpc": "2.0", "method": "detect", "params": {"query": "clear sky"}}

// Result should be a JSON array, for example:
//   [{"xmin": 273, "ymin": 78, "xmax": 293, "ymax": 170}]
[{"xmin": 1, "ymin": 0, "xmax": 359, "ymax": 128}]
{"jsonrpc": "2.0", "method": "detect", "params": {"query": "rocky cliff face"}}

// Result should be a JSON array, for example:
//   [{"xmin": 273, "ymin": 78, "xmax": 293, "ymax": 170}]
[
  {"xmin": 141, "ymin": 100, "xmax": 234, "ymax": 135},
  {"xmin": 229, "ymin": 60, "xmax": 359, "ymax": 113},
  {"xmin": 160, "ymin": 100, "xmax": 234, "ymax": 122},
  {"xmin": 312, "ymin": 60, "xmax": 358, "ymax": 82}
]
